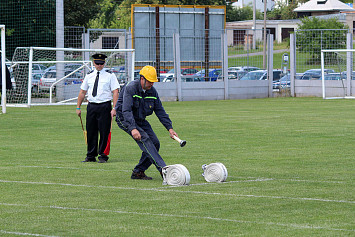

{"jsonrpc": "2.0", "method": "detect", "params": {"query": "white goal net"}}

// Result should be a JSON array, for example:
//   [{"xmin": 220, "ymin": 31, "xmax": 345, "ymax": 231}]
[
  {"xmin": 321, "ymin": 49, "xmax": 355, "ymax": 99},
  {"xmin": 7, "ymin": 47, "xmax": 135, "ymax": 106}
]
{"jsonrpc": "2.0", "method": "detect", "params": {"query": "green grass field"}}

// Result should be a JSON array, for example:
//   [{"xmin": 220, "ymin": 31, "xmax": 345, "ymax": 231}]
[{"xmin": 1, "ymin": 97, "xmax": 355, "ymax": 236}]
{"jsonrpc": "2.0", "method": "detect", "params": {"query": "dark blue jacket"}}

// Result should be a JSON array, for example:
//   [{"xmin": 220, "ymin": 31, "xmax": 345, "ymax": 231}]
[{"xmin": 115, "ymin": 79, "xmax": 173, "ymax": 132}]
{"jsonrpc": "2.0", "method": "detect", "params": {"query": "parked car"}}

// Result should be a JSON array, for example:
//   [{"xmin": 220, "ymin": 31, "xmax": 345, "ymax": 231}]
[
  {"xmin": 160, "ymin": 68, "xmax": 198, "ymax": 81},
  {"xmin": 322, "ymin": 73, "xmax": 345, "ymax": 80},
  {"xmin": 192, "ymin": 68, "xmax": 222, "ymax": 81},
  {"xmin": 300, "ymin": 69, "xmax": 334, "ymax": 80},
  {"xmin": 163, "ymin": 75, "xmax": 204, "ymax": 82},
  {"xmin": 31, "ymin": 73, "xmax": 44, "ymax": 93},
  {"xmin": 39, "ymin": 70, "xmax": 82, "ymax": 91},
  {"xmin": 228, "ymin": 66, "xmax": 260, "ymax": 72},
  {"xmin": 340, "ymin": 71, "xmax": 355, "ymax": 79},
  {"xmin": 240, "ymin": 70, "xmax": 283, "ymax": 81},
  {"xmin": 228, "ymin": 71, "xmax": 248, "ymax": 80},
  {"xmin": 44, "ymin": 63, "xmax": 85, "ymax": 74},
  {"xmin": 158, "ymin": 68, "xmax": 168, "ymax": 73},
  {"xmin": 111, "ymin": 66, "xmax": 125, "ymax": 73},
  {"xmin": 32, "ymin": 64, "xmax": 47, "ymax": 74},
  {"xmin": 273, "ymin": 73, "xmax": 304, "ymax": 89}
]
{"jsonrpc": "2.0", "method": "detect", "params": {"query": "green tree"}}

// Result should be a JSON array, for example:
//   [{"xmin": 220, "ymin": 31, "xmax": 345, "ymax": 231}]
[
  {"xmin": 226, "ymin": 5, "xmax": 263, "ymax": 22},
  {"xmin": 267, "ymin": 1, "xmax": 297, "ymax": 20},
  {"xmin": 296, "ymin": 17, "xmax": 348, "ymax": 64},
  {"xmin": 0, "ymin": 0, "xmax": 56, "ymax": 58},
  {"xmin": 64, "ymin": 0, "xmax": 105, "ymax": 27},
  {"xmin": 86, "ymin": 0, "xmax": 228, "ymax": 29}
]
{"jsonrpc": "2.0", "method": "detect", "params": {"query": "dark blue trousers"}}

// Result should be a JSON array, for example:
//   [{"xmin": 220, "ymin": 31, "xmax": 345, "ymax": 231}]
[{"xmin": 116, "ymin": 117, "xmax": 166, "ymax": 172}]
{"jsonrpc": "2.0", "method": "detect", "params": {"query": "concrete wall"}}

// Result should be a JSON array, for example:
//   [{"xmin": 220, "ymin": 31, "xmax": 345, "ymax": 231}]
[
  {"xmin": 294, "ymin": 79, "xmax": 352, "ymax": 97},
  {"xmin": 154, "ymin": 79, "xmax": 352, "ymax": 101},
  {"xmin": 154, "ymin": 80, "xmax": 269, "ymax": 101}
]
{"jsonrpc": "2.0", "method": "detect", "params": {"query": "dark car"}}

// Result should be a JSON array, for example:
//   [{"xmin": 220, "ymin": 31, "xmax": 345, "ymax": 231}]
[
  {"xmin": 273, "ymin": 73, "xmax": 304, "ymax": 89},
  {"xmin": 193, "ymin": 69, "xmax": 222, "ymax": 81},
  {"xmin": 300, "ymin": 69, "xmax": 334, "ymax": 80}
]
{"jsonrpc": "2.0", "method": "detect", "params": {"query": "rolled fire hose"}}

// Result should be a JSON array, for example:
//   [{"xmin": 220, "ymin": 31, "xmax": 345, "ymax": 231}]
[
  {"xmin": 202, "ymin": 163, "xmax": 228, "ymax": 182},
  {"xmin": 162, "ymin": 164, "xmax": 190, "ymax": 186}
]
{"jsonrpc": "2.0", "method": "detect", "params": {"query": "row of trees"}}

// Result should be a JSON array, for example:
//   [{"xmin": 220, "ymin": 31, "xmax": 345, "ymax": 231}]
[
  {"xmin": 64, "ymin": 0, "xmax": 315, "ymax": 29},
  {"xmin": 65, "ymin": 0, "xmax": 228, "ymax": 29}
]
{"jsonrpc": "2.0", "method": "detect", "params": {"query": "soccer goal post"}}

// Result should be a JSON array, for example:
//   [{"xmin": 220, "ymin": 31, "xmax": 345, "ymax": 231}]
[
  {"xmin": 7, "ymin": 47, "xmax": 135, "ymax": 107},
  {"xmin": 321, "ymin": 49, "xmax": 355, "ymax": 99},
  {"xmin": 1, "ymin": 25, "xmax": 6, "ymax": 114}
]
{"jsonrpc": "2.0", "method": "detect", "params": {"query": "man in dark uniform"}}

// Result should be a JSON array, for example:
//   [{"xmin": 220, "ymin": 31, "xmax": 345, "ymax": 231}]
[
  {"xmin": 115, "ymin": 65, "xmax": 180, "ymax": 180},
  {"xmin": 0, "ymin": 60, "xmax": 12, "ymax": 90},
  {"xmin": 76, "ymin": 53, "xmax": 119, "ymax": 163}
]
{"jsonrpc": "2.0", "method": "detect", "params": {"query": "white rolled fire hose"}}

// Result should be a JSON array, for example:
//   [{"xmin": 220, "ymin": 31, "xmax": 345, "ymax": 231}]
[
  {"xmin": 162, "ymin": 164, "xmax": 190, "ymax": 186},
  {"xmin": 202, "ymin": 163, "xmax": 228, "ymax": 182}
]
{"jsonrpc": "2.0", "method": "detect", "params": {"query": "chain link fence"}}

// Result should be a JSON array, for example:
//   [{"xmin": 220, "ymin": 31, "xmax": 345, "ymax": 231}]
[
  {"xmin": 295, "ymin": 29, "xmax": 349, "ymax": 76},
  {"xmin": 130, "ymin": 28, "xmax": 226, "ymax": 82},
  {"xmin": 226, "ymin": 28, "xmax": 269, "ymax": 73},
  {"xmin": 65, "ymin": 26, "xmax": 85, "ymax": 49}
]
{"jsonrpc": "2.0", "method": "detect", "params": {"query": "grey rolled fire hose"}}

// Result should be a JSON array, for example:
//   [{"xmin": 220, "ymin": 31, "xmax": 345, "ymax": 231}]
[
  {"xmin": 162, "ymin": 164, "xmax": 190, "ymax": 186},
  {"xmin": 202, "ymin": 163, "xmax": 228, "ymax": 182}
]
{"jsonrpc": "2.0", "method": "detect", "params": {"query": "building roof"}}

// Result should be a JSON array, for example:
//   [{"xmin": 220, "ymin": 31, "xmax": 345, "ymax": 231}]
[{"xmin": 294, "ymin": 0, "xmax": 354, "ymax": 12}]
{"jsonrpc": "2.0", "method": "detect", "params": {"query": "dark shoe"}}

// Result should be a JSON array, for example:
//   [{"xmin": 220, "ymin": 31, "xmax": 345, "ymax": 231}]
[
  {"xmin": 131, "ymin": 170, "xmax": 153, "ymax": 180},
  {"xmin": 82, "ymin": 157, "xmax": 96, "ymax": 162},
  {"xmin": 98, "ymin": 155, "xmax": 108, "ymax": 163}
]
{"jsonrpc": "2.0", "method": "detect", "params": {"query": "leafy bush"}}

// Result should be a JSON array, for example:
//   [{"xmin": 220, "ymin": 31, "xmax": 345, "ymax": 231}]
[{"xmin": 296, "ymin": 17, "xmax": 348, "ymax": 64}]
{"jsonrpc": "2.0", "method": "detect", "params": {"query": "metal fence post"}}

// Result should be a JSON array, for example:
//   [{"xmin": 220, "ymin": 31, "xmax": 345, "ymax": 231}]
[
  {"xmin": 346, "ymin": 33, "xmax": 352, "ymax": 96},
  {"xmin": 290, "ymin": 34, "xmax": 295, "ymax": 97},
  {"xmin": 223, "ymin": 31, "xmax": 229, "ymax": 100},
  {"xmin": 173, "ymin": 33, "xmax": 182, "ymax": 101},
  {"xmin": 267, "ymin": 34, "xmax": 273, "ymax": 97}
]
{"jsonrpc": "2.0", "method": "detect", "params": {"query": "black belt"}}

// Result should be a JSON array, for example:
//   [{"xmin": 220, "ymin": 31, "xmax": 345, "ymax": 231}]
[{"xmin": 88, "ymin": 101, "xmax": 111, "ymax": 105}]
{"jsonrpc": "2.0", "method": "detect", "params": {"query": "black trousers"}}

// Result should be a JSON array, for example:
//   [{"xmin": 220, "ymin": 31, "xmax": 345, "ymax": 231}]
[{"xmin": 86, "ymin": 101, "xmax": 111, "ymax": 159}]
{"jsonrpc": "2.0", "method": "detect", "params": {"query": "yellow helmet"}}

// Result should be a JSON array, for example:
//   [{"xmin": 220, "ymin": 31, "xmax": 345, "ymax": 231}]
[{"xmin": 139, "ymin": 65, "xmax": 158, "ymax": 82}]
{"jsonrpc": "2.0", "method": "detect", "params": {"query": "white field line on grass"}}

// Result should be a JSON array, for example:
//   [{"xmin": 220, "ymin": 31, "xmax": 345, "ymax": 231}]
[
  {"xmin": 1, "ymin": 179, "xmax": 355, "ymax": 205},
  {"xmin": 0, "ymin": 230, "xmax": 59, "ymax": 237},
  {"xmin": 18, "ymin": 165, "xmax": 130, "ymax": 172},
  {"xmin": 188, "ymin": 178, "xmax": 275, "ymax": 186},
  {"xmin": 0, "ymin": 203, "xmax": 354, "ymax": 233},
  {"xmin": 11, "ymin": 166, "xmax": 348, "ymax": 184},
  {"xmin": 185, "ymin": 178, "xmax": 346, "ymax": 187}
]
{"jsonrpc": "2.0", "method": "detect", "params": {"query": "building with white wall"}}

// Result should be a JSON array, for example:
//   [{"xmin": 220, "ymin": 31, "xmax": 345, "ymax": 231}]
[
  {"xmin": 231, "ymin": 0, "xmax": 275, "ymax": 12},
  {"xmin": 226, "ymin": 19, "xmax": 300, "ymax": 44}
]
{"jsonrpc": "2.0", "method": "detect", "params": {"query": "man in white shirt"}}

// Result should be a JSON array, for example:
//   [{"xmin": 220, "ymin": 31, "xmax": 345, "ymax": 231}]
[{"xmin": 76, "ymin": 53, "xmax": 119, "ymax": 163}]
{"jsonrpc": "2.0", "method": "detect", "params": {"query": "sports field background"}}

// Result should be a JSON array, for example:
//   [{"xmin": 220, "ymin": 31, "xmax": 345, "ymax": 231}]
[{"xmin": 0, "ymin": 97, "xmax": 355, "ymax": 236}]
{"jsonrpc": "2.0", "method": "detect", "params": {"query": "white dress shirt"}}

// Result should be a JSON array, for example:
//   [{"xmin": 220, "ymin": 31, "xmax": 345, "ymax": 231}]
[{"xmin": 81, "ymin": 69, "xmax": 119, "ymax": 103}]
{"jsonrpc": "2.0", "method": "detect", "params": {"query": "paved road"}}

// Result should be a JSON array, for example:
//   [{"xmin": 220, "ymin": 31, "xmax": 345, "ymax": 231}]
[{"xmin": 228, "ymin": 49, "xmax": 290, "ymax": 58}]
